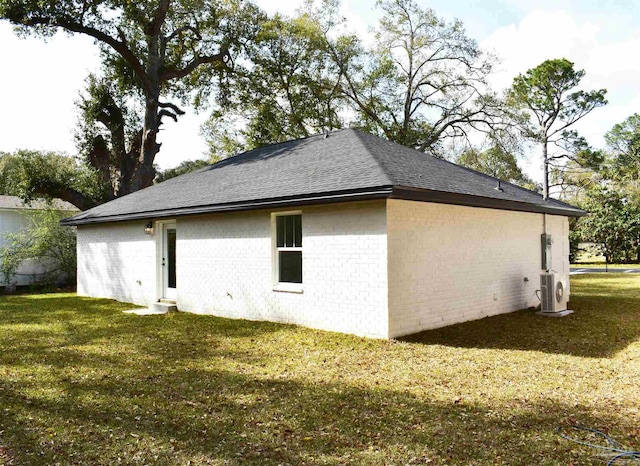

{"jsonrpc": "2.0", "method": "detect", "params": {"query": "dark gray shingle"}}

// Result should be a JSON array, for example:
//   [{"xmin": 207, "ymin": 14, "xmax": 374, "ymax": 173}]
[{"xmin": 63, "ymin": 129, "xmax": 584, "ymax": 225}]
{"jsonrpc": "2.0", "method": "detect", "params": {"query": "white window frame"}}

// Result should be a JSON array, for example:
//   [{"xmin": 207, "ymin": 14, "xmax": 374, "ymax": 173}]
[{"xmin": 271, "ymin": 210, "xmax": 303, "ymax": 293}]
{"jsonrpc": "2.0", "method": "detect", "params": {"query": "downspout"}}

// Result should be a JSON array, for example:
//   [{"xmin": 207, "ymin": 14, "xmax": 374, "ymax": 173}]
[{"xmin": 542, "ymin": 212, "xmax": 549, "ymax": 273}]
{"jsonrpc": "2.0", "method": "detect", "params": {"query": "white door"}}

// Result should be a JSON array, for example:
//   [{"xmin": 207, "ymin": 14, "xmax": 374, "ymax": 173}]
[{"xmin": 162, "ymin": 223, "xmax": 177, "ymax": 300}]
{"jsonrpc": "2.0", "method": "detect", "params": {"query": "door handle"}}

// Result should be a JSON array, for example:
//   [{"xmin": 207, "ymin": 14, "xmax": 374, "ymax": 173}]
[{"xmin": 162, "ymin": 257, "xmax": 166, "ymax": 267}]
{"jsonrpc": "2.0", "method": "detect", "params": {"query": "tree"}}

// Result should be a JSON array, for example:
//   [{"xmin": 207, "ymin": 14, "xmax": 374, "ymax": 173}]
[
  {"xmin": 0, "ymin": 208, "xmax": 77, "ymax": 288},
  {"xmin": 202, "ymin": 4, "xmax": 345, "ymax": 154},
  {"xmin": 549, "ymin": 130, "xmax": 605, "ymax": 199},
  {"xmin": 507, "ymin": 58, "xmax": 607, "ymax": 199},
  {"xmin": 605, "ymin": 113, "xmax": 640, "ymax": 181},
  {"xmin": 0, "ymin": 150, "xmax": 106, "ymax": 210},
  {"xmin": 204, "ymin": 0, "xmax": 503, "ymax": 157},
  {"xmin": 456, "ymin": 146, "xmax": 537, "ymax": 190},
  {"xmin": 155, "ymin": 159, "xmax": 210, "ymax": 183},
  {"xmin": 578, "ymin": 187, "xmax": 640, "ymax": 264},
  {"xmin": 329, "ymin": 0, "xmax": 501, "ymax": 156},
  {"xmin": 0, "ymin": 0, "xmax": 261, "ymax": 208}
]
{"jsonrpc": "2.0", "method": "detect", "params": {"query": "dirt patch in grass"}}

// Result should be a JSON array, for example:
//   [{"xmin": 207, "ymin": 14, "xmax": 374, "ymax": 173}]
[{"xmin": 0, "ymin": 276, "xmax": 639, "ymax": 465}]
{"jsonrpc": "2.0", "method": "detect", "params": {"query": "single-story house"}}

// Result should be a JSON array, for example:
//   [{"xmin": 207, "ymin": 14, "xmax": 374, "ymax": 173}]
[
  {"xmin": 1, "ymin": 195, "xmax": 77, "ymax": 288},
  {"xmin": 62, "ymin": 129, "xmax": 585, "ymax": 339}
]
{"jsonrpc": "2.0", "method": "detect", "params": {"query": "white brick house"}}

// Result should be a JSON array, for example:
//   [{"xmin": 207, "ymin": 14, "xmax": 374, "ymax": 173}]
[{"xmin": 63, "ymin": 130, "xmax": 584, "ymax": 339}]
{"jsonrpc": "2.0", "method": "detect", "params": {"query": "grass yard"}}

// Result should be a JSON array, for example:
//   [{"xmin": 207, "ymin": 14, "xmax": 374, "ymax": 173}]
[
  {"xmin": 571, "ymin": 263, "xmax": 640, "ymax": 269},
  {"xmin": 1, "ymin": 275, "xmax": 639, "ymax": 465}
]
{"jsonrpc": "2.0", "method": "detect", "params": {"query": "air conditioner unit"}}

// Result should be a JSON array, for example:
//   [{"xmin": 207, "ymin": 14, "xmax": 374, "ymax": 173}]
[{"xmin": 539, "ymin": 273, "xmax": 572, "ymax": 315}]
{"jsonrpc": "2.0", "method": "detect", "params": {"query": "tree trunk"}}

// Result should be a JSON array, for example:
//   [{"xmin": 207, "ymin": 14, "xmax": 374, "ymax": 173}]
[
  {"xmin": 129, "ymin": 33, "xmax": 163, "ymax": 194},
  {"xmin": 542, "ymin": 138, "xmax": 549, "ymax": 200}
]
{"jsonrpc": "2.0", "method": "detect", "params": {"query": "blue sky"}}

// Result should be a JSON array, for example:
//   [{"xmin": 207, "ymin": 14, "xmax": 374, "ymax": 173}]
[{"xmin": 1, "ymin": 0, "xmax": 638, "ymax": 181}]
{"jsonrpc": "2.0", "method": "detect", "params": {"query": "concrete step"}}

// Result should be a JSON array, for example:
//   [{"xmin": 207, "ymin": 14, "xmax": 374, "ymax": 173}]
[{"xmin": 152, "ymin": 301, "xmax": 177, "ymax": 313}]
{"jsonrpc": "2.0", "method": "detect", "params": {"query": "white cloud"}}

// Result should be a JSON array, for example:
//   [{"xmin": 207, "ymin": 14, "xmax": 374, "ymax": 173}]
[{"xmin": 482, "ymin": 9, "xmax": 640, "ymax": 153}]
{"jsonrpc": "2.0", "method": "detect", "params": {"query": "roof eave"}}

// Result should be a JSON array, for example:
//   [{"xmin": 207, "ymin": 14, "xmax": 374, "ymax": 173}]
[
  {"xmin": 60, "ymin": 183, "xmax": 587, "ymax": 227},
  {"xmin": 391, "ymin": 186, "xmax": 587, "ymax": 217},
  {"xmin": 60, "ymin": 186, "xmax": 395, "ymax": 226}
]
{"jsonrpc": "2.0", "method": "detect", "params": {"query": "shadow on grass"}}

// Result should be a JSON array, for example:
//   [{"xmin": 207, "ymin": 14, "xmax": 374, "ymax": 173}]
[
  {"xmin": 0, "ymin": 366, "xmax": 628, "ymax": 466},
  {"xmin": 0, "ymin": 287, "xmax": 638, "ymax": 464},
  {"xmin": 402, "ymin": 274, "xmax": 640, "ymax": 359}
]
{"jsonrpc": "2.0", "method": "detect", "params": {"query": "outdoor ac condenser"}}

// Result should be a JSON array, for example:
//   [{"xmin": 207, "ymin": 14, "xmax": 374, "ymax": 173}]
[{"xmin": 540, "ymin": 272, "xmax": 570, "ymax": 314}]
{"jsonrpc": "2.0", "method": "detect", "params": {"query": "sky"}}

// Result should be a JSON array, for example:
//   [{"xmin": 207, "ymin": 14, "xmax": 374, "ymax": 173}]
[{"xmin": 0, "ymin": 0, "xmax": 638, "ymax": 181}]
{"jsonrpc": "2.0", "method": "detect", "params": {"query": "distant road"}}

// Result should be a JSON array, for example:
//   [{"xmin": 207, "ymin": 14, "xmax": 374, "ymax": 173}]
[{"xmin": 570, "ymin": 267, "xmax": 640, "ymax": 275}]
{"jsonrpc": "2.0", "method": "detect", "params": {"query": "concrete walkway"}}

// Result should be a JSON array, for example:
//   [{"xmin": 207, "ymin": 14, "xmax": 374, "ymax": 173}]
[{"xmin": 123, "ymin": 308, "xmax": 169, "ymax": 315}]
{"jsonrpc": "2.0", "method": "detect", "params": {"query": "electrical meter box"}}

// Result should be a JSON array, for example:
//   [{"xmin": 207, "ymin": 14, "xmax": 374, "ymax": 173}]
[{"xmin": 541, "ymin": 233, "xmax": 552, "ymax": 271}]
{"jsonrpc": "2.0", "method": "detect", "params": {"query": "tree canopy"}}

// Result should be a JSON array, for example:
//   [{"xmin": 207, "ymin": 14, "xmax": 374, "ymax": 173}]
[
  {"xmin": 336, "ymin": 0, "xmax": 500, "ymax": 154},
  {"xmin": 155, "ymin": 159, "xmax": 210, "ymax": 183},
  {"xmin": 204, "ymin": 0, "xmax": 503, "ymax": 158},
  {"xmin": 577, "ymin": 187, "xmax": 640, "ymax": 263},
  {"xmin": 507, "ymin": 58, "xmax": 607, "ymax": 199},
  {"xmin": 0, "ymin": 0, "xmax": 261, "ymax": 209},
  {"xmin": 456, "ymin": 146, "xmax": 537, "ymax": 190},
  {"xmin": 0, "ymin": 150, "xmax": 105, "ymax": 210},
  {"xmin": 605, "ymin": 113, "xmax": 640, "ymax": 182}
]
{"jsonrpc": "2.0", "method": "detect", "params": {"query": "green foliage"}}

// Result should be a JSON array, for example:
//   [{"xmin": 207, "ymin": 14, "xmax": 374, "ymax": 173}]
[
  {"xmin": 508, "ymin": 58, "xmax": 607, "ymax": 197},
  {"xmin": 550, "ymin": 130, "xmax": 605, "ymax": 197},
  {"xmin": 204, "ymin": 3, "xmax": 344, "ymax": 154},
  {"xmin": 205, "ymin": 0, "xmax": 502, "ymax": 157},
  {"xmin": 0, "ymin": 208, "xmax": 77, "ymax": 286},
  {"xmin": 605, "ymin": 113, "xmax": 640, "ymax": 181},
  {"xmin": 509, "ymin": 59, "xmax": 607, "ymax": 133},
  {"xmin": 568, "ymin": 216, "xmax": 582, "ymax": 263},
  {"xmin": 456, "ymin": 146, "xmax": 538, "ymax": 190},
  {"xmin": 0, "ymin": 150, "xmax": 106, "ymax": 210},
  {"xmin": 155, "ymin": 159, "xmax": 210, "ymax": 183},
  {"xmin": 200, "ymin": 115, "xmax": 247, "ymax": 161},
  {"xmin": 577, "ymin": 187, "xmax": 640, "ymax": 263}
]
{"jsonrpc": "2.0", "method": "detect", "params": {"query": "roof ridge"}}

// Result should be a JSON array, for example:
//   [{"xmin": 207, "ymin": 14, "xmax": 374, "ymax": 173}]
[
  {"xmin": 206, "ymin": 128, "xmax": 350, "ymax": 170},
  {"xmin": 62, "ymin": 128, "xmax": 585, "ymax": 226},
  {"xmin": 348, "ymin": 129, "xmax": 395, "ymax": 185},
  {"xmin": 348, "ymin": 131, "xmax": 574, "ymax": 206}
]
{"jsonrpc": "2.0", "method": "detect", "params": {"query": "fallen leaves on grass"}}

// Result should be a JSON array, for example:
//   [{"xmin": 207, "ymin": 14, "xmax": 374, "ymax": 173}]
[{"xmin": 0, "ymin": 275, "xmax": 638, "ymax": 465}]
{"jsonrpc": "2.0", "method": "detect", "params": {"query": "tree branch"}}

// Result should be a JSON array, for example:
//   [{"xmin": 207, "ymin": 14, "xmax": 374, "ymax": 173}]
[
  {"xmin": 148, "ymin": 0, "xmax": 170, "ymax": 35},
  {"xmin": 158, "ymin": 101, "xmax": 186, "ymax": 115},
  {"xmin": 22, "ymin": 16, "xmax": 151, "ymax": 92},
  {"xmin": 161, "ymin": 49, "xmax": 230, "ymax": 81}
]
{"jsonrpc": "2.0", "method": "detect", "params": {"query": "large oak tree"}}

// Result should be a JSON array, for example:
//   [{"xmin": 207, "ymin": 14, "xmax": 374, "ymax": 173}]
[{"xmin": 0, "ymin": 0, "xmax": 260, "ymax": 209}]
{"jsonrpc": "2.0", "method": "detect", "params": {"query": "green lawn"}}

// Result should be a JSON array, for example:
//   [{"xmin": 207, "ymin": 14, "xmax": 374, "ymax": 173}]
[
  {"xmin": 1, "ymin": 275, "xmax": 639, "ymax": 465},
  {"xmin": 571, "ymin": 262, "xmax": 640, "ymax": 269}
]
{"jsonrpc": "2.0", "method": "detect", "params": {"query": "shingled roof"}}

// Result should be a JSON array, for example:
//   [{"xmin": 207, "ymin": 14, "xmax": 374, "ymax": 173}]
[
  {"xmin": 0, "ymin": 195, "xmax": 78, "ymax": 212},
  {"xmin": 62, "ymin": 129, "xmax": 585, "ymax": 226}
]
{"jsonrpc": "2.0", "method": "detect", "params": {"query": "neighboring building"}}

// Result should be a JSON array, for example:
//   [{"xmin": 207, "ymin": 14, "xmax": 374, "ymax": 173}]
[
  {"xmin": 62, "ymin": 130, "xmax": 585, "ymax": 339},
  {"xmin": 0, "ymin": 196, "xmax": 78, "ymax": 287}
]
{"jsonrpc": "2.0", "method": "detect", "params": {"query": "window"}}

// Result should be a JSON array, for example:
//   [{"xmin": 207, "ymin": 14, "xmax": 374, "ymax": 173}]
[{"xmin": 274, "ymin": 213, "xmax": 302, "ymax": 284}]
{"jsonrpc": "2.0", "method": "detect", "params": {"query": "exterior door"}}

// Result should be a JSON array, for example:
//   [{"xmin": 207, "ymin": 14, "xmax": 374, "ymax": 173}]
[{"xmin": 162, "ymin": 223, "xmax": 177, "ymax": 300}]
